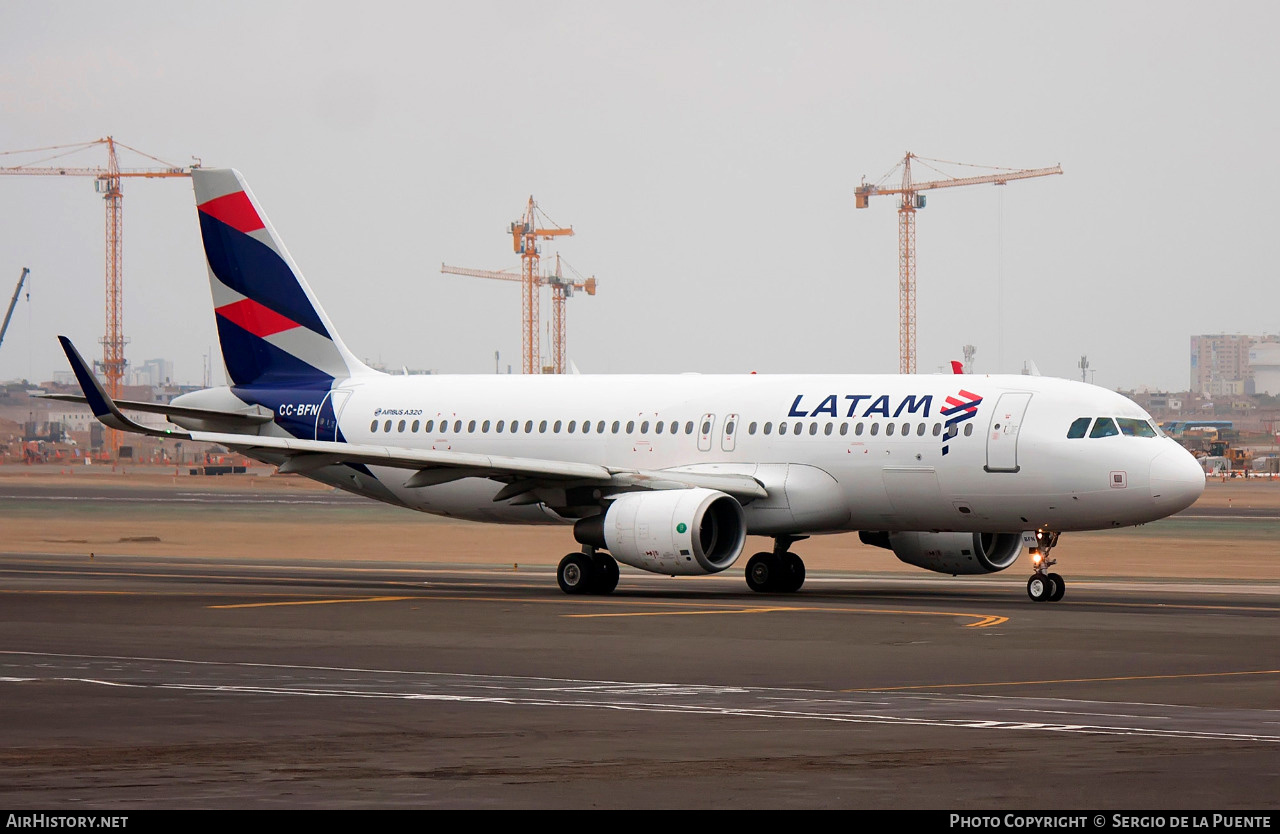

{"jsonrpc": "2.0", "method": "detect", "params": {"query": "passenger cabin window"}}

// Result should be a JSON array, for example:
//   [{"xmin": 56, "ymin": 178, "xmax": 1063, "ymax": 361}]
[
  {"xmin": 793, "ymin": 422, "xmax": 802, "ymax": 436},
  {"xmin": 398, "ymin": 420, "xmax": 406, "ymax": 432},
  {"xmin": 496, "ymin": 420, "xmax": 505, "ymax": 432},
  {"xmin": 685, "ymin": 421, "xmax": 694, "ymax": 434},
  {"xmin": 964, "ymin": 424, "xmax": 973, "ymax": 436},
  {"xmin": 886, "ymin": 423, "xmax": 895, "ymax": 436},
  {"xmin": 627, "ymin": 421, "xmax": 635, "ymax": 434},
  {"xmin": 467, "ymin": 420, "xmax": 476, "ymax": 433},
  {"xmin": 553, "ymin": 420, "xmax": 562, "ymax": 433},
  {"xmin": 1117, "ymin": 418, "xmax": 1158, "ymax": 438},
  {"xmin": 411, "ymin": 420, "xmax": 420, "ymax": 432},
  {"xmin": 1067, "ymin": 417, "xmax": 1091, "ymax": 439},
  {"xmin": 763, "ymin": 422, "xmax": 773, "ymax": 435},
  {"xmin": 384, "ymin": 420, "xmax": 392, "ymax": 432},
  {"xmin": 1090, "ymin": 417, "xmax": 1119, "ymax": 438},
  {"xmin": 597, "ymin": 421, "xmax": 606, "ymax": 433},
  {"xmin": 749, "ymin": 422, "xmax": 758, "ymax": 435},
  {"xmin": 808, "ymin": 423, "xmax": 818, "ymax": 436},
  {"xmin": 370, "ymin": 420, "xmax": 378, "ymax": 432},
  {"xmin": 640, "ymin": 421, "xmax": 649, "ymax": 434},
  {"xmin": 656, "ymin": 421, "xmax": 664, "ymax": 434}
]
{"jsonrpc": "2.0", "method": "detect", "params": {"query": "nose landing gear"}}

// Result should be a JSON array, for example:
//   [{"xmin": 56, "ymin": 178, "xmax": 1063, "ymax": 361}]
[{"xmin": 1026, "ymin": 531, "xmax": 1065, "ymax": 602}]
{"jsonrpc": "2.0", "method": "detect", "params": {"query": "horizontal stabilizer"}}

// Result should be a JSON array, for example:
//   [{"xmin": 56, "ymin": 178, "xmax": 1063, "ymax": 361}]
[{"xmin": 36, "ymin": 393, "xmax": 273, "ymax": 427}]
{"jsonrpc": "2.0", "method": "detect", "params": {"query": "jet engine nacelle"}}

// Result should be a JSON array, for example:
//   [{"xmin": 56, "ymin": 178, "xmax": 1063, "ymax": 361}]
[
  {"xmin": 860, "ymin": 530, "xmax": 1025, "ymax": 576},
  {"xmin": 574, "ymin": 488, "xmax": 747, "ymax": 576}
]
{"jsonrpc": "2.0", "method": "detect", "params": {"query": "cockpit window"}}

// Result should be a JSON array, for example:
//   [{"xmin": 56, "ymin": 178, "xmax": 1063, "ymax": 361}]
[
  {"xmin": 1067, "ymin": 417, "xmax": 1091, "ymax": 439},
  {"xmin": 1117, "ymin": 418, "xmax": 1157, "ymax": 438},
  {"xmin": 1089, "ymin": 417, "xmax": 1119, "ymax": 438}
]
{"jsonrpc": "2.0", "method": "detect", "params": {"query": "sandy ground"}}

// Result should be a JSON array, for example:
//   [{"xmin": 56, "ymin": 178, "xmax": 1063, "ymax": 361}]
[{"xmin": 2, "ymin": 465, "xmax": 1278, "ymax": 580}]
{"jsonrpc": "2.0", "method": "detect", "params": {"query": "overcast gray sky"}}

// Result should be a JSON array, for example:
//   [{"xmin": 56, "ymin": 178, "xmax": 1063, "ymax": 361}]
[{"xmin": 1, "ymin": 1, "xmax": 1277, "ymax": 392}]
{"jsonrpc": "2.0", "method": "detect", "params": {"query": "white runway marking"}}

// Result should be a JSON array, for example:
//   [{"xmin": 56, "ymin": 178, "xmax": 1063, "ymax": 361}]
[{"xmin": 1, "ymin": 650, "xmax": 1276, "ymax": 744}]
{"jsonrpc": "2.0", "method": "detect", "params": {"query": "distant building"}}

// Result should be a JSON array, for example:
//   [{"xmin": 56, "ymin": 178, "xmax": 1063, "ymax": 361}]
[
  {"xmin": 1128, "ymin": 391, "xmax": 1184, "ymax": 414},
  {"xmin": 128, "ymin": 358, "xmax": 175, "ymax": 388},
  {"xmin": 1251, "ymin": 341, "xmax": 1280, "ymax": 396},
  {"xmin": 1191, "ymin": 334, "xmax": 1255, "ymax": 395}
]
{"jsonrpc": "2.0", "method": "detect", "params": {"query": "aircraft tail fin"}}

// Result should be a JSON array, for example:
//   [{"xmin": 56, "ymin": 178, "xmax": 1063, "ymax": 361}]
[{"xmin": 191, "ymin": 168, "xmax": 372, "ymax": 388}]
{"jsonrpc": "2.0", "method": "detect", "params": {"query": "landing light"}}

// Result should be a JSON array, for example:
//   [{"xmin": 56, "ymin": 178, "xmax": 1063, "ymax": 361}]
[{"xmin": 1030, "ymin": 549, "xmax": 1042, "ymax": 566}]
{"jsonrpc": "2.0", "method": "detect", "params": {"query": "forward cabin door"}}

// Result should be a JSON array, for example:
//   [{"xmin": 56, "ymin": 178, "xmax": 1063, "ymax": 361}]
[{"xmin": 985, "ymin": 392, "xmax": 1032, "ymax": 473}]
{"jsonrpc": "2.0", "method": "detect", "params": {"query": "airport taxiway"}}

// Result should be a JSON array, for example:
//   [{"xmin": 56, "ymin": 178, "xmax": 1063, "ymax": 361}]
[{"xmin": 0, "ymin": 544, "xmax": 1276, "ymax": 809}]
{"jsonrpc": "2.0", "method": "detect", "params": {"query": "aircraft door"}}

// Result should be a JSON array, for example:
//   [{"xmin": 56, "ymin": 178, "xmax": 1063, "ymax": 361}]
[
  {"xmin": 697, "ymin": 413, "xmax": 716, "ymax": 452},
  {"xmin": 315, "ymin": 389, "xmax": 353, "ymax": 441},
  {"xmin": 985, "ymin": 392, "xmax": 1032, "ymax": 473},
  {"xmin": 721, "ymin": 413, "xmax": 739, "ymax": 452}
]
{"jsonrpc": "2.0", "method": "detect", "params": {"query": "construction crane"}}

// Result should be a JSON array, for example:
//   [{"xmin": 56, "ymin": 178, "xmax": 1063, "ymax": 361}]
[
  {"xmin": 0, "ymin": 137, "xmax": 192, "ymax": 456},
  {"xmin": 855, "ymin": 152, "xmax": 1062, "ymax": 374},
  {"xmin": 511, "ymin": 196, "xmax": 575, "ymax": 374},
  {"xmin": 441, "ymin": 252, "xmax": 597, "ymax": 374},
  {"xmin": 0, "ymin": 267, "xmax": 30, "ymax": 357}
]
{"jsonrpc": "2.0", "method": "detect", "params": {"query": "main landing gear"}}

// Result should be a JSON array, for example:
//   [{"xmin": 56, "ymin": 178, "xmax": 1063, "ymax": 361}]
[
  {"xmin": 1026, "ymin": 531, "xmax": 1065, "ymax": 603},
  {"xmin": 557, "ymin": 548, "xmax": 620, "ymax": 596},
  {"xmin": 745, "ymin": 535, "xmax": 808, "ymax": 594}
]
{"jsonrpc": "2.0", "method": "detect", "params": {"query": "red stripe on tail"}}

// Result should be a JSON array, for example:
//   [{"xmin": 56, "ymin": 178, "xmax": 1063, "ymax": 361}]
[
  {"xmin": 216, "ymin": 298, "xmax": 299, "ymax": 338},
  {"xmin": 198, "ymin": 191, "xmax": 265, "ymax": 235}
]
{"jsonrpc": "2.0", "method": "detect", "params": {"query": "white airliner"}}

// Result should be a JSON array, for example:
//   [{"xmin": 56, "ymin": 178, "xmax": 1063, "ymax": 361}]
[{"xmin": 50, "ymin": 168, "xmax": 1206, "ymax": 602}]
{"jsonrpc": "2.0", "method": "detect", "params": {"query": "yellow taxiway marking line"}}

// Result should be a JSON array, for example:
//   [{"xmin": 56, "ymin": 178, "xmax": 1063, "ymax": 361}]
[
  {"xmin": 568, "ymin": 605, "xmax": 1009, "ymax": 628},
  {"xmin": 842, "ymin": 668, "xmax": 1280, "ymax": 692},
  {"xmin": 210, "ymin": 596, "xmax": 417, "ymax": 609}
]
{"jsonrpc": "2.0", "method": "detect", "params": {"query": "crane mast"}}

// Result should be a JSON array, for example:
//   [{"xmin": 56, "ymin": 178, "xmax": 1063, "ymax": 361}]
[
  {"xmin": 441, "ymin": 251, "xmax": 597, "ymax": 375},
  {"xmin": 856, "ymin": 152, "xmax": 1062, "ymax": 374},
  {"xmin": 0, "ymin": 267, "xmax": 30, "ymax": 354},
  {"xmin": 0, "ymin": 137, "xmax": 191, "ymax": 457},
  {"xmin": 510, "ymin": 196, "xmax": 574, "ymax": 374}
]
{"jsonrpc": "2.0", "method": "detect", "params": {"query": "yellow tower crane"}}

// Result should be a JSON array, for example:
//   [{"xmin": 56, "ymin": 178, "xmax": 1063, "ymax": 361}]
[
  {"xmin": 855, "ymin": 152, "xmax": 1062, "ymax": 374},
  {"xmin": 441, "ymin": 253, "xmax": 597, "ymax": 374},
  {"xmin": 512, "ymin": 196, "xmax": 575, "ymax": 374},
  {"xmin": 0, "ymin": 137, "xmax": 192, "ymax": 457}
]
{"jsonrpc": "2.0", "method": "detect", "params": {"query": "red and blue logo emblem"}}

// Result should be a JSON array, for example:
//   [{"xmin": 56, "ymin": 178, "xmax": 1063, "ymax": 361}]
[{"xmin": 940, "ymin": 389, "xmax": 982, "ymax": 455}]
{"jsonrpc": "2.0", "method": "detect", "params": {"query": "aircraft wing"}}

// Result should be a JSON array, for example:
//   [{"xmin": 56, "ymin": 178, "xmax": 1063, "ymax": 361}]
[{"xmin": 55, "ymin": 336, "xmax": 767, "ymax": 502}]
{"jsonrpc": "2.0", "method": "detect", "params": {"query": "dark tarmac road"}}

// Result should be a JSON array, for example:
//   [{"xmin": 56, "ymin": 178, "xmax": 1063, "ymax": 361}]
[{"xmin": 0, "ymin": 550, "xmax": 1276, "ymax": 809}]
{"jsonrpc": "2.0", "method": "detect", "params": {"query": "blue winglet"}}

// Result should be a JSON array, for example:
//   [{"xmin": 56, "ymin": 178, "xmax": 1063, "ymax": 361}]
[{"xmin": 56, "ymin": 336, "xmax": 180, "ymax": 437}]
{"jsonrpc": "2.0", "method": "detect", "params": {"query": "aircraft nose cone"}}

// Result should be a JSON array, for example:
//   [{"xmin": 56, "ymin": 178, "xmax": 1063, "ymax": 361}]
[{"xmin": 1150, "ymin": 446, "xmax": 1205, "ymax": 512}]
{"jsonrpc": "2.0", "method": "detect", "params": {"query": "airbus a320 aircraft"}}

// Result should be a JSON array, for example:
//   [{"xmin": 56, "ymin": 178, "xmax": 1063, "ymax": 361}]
[{"xmin": 50, "ymin": 168, "xmax": 1206, "ymax": 602}]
